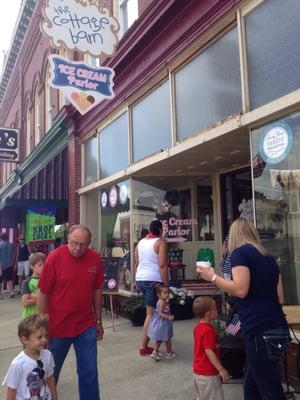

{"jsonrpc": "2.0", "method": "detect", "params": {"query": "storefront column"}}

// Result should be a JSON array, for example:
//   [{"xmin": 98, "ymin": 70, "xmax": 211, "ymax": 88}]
[{"xmin": 68, "ymin": 135, "xmax": 81, "ymax": 225}]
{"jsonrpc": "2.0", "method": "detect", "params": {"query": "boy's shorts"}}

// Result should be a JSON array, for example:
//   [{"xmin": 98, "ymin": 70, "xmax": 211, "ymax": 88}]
[
  {"xmin": 17, "ymin": 261, "xmax": 30, "ymax": 276},
  {"xmin": 193, "ymin": 373, "xmax": 224, "ymax": 400},
  {"xmin": 136, "ymin": 281, "xmax": 161, "ymax": 308}
]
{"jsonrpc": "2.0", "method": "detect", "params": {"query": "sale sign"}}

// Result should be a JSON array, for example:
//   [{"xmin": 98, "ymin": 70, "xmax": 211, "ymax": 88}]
[
  {"xmin": 41, "ymin": 0, "xmax": 119, "ymax": 57},
  {"xmin": 49, "ymin": 55, "xmax": 115, "ymax": 114},
  {"xmin": 26, "ymin": 204, "xmax": 56, "ymax": 244}
]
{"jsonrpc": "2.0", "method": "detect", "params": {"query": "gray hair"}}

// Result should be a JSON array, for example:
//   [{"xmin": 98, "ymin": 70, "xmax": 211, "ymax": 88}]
[{"xmin": 68, "ymin": 225, "xmax": 92, "ymax": 241}]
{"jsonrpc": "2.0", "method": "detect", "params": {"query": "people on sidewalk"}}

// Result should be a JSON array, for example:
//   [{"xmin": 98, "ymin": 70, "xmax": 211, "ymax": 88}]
[
  {"xmin": 148, "ymin": 285, "xmax": 175, "ymax": 361},
  {"xmin": 16, "ymin": 237, "xmax": 30, "ymax": 294},
  {"xmin": 21, "ymin": 252, "xmax": 46, "ymax": 318},
  {"xmin": 37, "ymin": 225, "xmax": 104, "ymax": 400},
  {"xmin": 2, "ymin": 314, "xmax": 58, "ymax": 400},
  {"xmin": 193, "ymin": 296, "xmax": 230, "ymax": 400},
  {"xmin": 134, "ymin": 220, "xmax": 169, "ymax": 356},
  {"xmin": 198, "ymin": 218, "xmax": 289, "ymax": 400},
  {"xmin": 0, "ymin": 232, "xmax": 16, "ymax": 298}
]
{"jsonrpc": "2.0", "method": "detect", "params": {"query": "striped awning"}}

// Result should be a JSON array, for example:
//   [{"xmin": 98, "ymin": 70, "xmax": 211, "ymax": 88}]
[{"xmin": 11, "ymin": 148, "xmax": 68, "ymax": 202}]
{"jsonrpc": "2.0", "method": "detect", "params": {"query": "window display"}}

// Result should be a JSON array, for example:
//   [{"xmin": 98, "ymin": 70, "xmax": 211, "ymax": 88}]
[
  {"xmin": 100, "ymin": 180, "xmax": 130, "ymax": 290},
  {"xmin": 196, "ymin": 177, "xmax": 214, "ymax": 241},
  {"xmin": 251, "ymin": 112, "xmax": 300, "ymax": 305},
  {"xmin": 132, "ymin": 180, "xmax": 193, "ymax": 243}
]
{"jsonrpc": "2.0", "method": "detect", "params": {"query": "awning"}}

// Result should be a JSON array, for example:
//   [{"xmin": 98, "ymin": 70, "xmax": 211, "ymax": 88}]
[{"xmin": 1, "ymin": 148, "xmax": 68, "ymax": 209}]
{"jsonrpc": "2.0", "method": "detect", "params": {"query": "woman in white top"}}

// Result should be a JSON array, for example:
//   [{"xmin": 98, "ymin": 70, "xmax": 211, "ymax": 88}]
[{"xmin": 135, "ymin": 220, "xmax": 169, "ymax": 356}]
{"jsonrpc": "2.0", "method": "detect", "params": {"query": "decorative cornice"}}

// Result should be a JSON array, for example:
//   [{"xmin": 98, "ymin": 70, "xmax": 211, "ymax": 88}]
[{"xmin": 0, "ymin": 0, "xmax": 37, "ymax": 105}]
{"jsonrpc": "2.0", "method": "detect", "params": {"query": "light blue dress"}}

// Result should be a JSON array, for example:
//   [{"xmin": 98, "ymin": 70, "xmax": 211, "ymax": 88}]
[{"xmin": 148, "ymin": 300, "xmax": 173, "ymax": 341}]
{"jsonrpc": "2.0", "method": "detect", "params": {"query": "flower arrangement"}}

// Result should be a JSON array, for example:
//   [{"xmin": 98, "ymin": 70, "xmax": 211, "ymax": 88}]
[{"xmin": 169, "ymin": 287, "xmax": 195, "ymax": 306}]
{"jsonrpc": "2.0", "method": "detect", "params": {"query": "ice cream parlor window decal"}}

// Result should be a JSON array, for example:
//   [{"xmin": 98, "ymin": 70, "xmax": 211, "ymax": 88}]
[{"xmin": 259, "ymin": 122, "xmax": 293, "ymax": 164}]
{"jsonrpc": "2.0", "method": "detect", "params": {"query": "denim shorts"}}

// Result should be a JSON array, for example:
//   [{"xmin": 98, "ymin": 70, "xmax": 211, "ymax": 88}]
[
  {"xmin": 136, "ymin": 281, "xmax": 161, "ymax": 308},
  {"xmin": 0, "ymin": 267, "xmax": 13, "ymax": 282}
]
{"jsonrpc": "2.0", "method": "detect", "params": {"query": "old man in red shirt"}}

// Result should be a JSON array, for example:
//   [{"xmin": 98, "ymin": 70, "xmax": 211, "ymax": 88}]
[{"xmin": 38, "ymin": 224, "xmax": 104, "ymax": 400}]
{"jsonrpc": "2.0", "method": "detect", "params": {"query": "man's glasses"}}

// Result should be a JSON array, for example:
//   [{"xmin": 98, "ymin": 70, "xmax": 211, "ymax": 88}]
[{"xmin": 36, "ymin": 359, "xmax": 45, "ymax": 379}]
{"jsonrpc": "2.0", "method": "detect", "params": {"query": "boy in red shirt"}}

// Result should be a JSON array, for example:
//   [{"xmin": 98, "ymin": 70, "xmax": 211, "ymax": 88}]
[{"xmin": 193, "ymin": 296, "xmax": 230, "ymax": 400}]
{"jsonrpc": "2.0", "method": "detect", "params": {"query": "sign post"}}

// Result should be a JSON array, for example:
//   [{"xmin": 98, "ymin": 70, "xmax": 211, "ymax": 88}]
[{"xmin": 0, "ymin": 128, "xmax": 19, "ymax": 162}]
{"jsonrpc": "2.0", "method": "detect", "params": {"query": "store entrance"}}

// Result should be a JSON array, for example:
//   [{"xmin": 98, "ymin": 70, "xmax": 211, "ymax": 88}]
[{"xmin": 220, "ymin": 167, "xmax": 253, "ymax": 240}]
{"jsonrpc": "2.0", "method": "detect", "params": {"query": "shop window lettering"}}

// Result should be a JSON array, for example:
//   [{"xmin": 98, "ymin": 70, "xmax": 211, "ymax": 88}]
[{"xmin": 162, "ymin": 218, "xmax": 197, "ymax": 239}]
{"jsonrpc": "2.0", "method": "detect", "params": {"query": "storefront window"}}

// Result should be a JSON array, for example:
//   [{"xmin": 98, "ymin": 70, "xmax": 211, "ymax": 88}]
[
  {"xmin": 251, "ymin": 112, "xmax": 300, "ymax": 305},
  {"xmin": 132, "ymin": 81, "xmax": 171, "ymax": 161},
  {"xmin": 100, "ymin": 180, "xmax": 130, "ymax": 257},
  {"xmin": 100, "ymin": 180, "xmax": 130, "ymax": 291},
  {"xmin": 175, "ymin": 27, "xmax": 241, "ymax": 141},
  {"xmin": 197, "ymin": 177, "xmax": 214, "ymax": 241},
  {"xmin": 84, "ymin": 137, "xmax": 98, "ymax": 184},
  {"xmin": 132, "ymin": 180, "xmax": 193, "ymax": 243},
  {"xmin": 99, "ymin": 112, "xmax": 128, "ymax": 178},
  {"xmin": 245, "ymin": 0, "xmax": 300, "ymax": 109}
]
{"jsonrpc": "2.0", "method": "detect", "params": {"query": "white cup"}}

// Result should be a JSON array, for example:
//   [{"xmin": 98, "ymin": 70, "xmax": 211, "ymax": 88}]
[{"xmin": 196, "ymin": 261, "xmax": 211, "ymax": 269}]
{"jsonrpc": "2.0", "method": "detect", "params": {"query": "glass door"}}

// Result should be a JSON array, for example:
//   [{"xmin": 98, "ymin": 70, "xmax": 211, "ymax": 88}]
[{"xmin": 220, "ymin": 167, "xmax": 253, "ymax": 240}]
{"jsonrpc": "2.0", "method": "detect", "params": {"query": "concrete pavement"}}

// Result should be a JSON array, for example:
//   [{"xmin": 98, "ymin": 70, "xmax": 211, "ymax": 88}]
[{"xmin": 0, "ymin": 294, "xmax": 291, "ymax": 400}]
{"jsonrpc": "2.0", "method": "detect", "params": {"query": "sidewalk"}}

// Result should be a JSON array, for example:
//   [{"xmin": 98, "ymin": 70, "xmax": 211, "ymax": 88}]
[{"xmin": 0, "ymin": 295, "xmax": 294, "ymax": 399}]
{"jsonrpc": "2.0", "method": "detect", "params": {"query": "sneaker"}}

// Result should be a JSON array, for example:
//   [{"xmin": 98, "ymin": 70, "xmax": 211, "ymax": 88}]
[
  {"xmin": 150, "ymin": 350, "xmax": 161, "ymax": 361},
  {"xmin": 139, "ymin": 346, "xmax": 154, "ymax": 356},
  {"xmin": 165, "ymin": 351, "xmax": 176, "ymax": 359}
]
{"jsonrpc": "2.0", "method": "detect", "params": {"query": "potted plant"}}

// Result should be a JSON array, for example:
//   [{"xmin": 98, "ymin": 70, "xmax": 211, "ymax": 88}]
[
  {"xmin": 169, "ymin": 287, "xmax": 195, "ymax": 320},
  {"xmin": 120, "ymin": 295, "xmax": 146, "ymax": 326}
]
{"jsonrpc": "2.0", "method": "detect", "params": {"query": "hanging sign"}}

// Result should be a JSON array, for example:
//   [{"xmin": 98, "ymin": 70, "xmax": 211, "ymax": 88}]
[
  {"xmin": 0, "ymin": 128, "xmax": 19, "ymax": 162},
  {"xmin": 26, "ymin": 204, "xmax": 56, "ymax": 244},
  {"xmin": 259, "ymin": 122, "xmax": 293, "ymax": 165},
  {"xmin": 49, "ymin": 55, "xmax": 115, "ymax": 114},
  {"xmin": 41, "ymin": 0, "xmax": 119, "ymax": 56}
]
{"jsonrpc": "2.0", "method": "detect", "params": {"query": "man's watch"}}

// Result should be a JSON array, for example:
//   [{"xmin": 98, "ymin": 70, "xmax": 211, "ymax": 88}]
[
  {"xmin": 211, "ymin": 273, "xmax": 218, "ymax": 284},
  {"xmin": 96, "ymin": 320, "xmax": 102, "ymax": 324}
]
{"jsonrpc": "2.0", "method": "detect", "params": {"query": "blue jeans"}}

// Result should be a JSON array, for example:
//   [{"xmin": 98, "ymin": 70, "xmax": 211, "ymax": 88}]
[
  {"xmin": 136, "ymin": 281, "xmax": 161, "ymax": 307},
  {"xmin": 48, "ymin": 326, "xmax": 100, "ymax": 400},
  {"xmin": 244, "ymin": 327, "xmax": 289, "ymax": 400}
]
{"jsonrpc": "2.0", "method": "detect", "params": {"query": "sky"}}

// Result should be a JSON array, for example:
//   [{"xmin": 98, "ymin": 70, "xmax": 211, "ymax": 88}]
[{"xmin": 0, "ymin": 0, "xmax": 22, "ymax": 75}]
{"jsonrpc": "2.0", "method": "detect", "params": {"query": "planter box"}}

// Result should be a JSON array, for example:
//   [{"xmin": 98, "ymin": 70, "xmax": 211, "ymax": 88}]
[
  {"xmin": 220, "ymin": 334, "xmax": 246, "ymax": 379},
  {"xmin": 280, "ymin": 341, "xmax": 300, "ymax": 391},
  {"xmin": 170, "ymin": 299, "xmax": 194, "ymax": 320}
]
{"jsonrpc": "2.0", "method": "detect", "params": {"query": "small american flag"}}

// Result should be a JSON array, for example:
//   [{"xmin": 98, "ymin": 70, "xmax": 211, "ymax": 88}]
[{"xmin": 225, "ymin": 313, "xmax": 241, "ymax": 336}]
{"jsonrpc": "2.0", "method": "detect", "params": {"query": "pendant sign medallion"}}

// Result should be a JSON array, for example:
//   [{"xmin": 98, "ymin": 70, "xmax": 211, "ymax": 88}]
[{"xmin": 41, "ymin": 0, "xmax": 119, "ymax": 57}]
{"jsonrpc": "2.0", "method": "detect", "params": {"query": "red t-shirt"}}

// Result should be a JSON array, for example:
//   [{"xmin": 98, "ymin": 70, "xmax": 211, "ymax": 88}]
[
  {"xmin": 38, "ymin": 245, "xmax": 104, "ymax": 337},
  {"xmin": 193, "ymin": 322, "xmax": 220, "ymax": 376}
]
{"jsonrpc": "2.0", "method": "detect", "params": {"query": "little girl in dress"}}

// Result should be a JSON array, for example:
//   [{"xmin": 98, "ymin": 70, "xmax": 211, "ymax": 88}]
[{"xmin": 148, "ymin": 285, "xmax": 176, "ymax": 361}]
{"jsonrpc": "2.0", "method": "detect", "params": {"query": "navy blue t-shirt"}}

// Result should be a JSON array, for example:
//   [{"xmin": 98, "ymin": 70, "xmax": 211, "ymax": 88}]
[{"xmin": 231, "ymin": 244, "xmax": 287, "ymax": 337}]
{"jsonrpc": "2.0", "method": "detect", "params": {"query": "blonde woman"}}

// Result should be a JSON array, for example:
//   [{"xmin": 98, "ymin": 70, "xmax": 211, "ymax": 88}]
[{"xmin": 197, "ymin": 218, "xmax": 288, "ymax": 400}]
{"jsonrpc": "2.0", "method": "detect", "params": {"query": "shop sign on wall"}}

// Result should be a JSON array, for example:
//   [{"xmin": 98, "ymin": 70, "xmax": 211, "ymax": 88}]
[
  {"xmin": 49, "ymin": 55, "xmax": 115, "ymax": 114},
  {"xmin": 41, "ymin": 0, "xmax": 119, "ymax": 57},
  {"xmin": 259, "ymin": 122, "xmax": 293, "ymax": 164},
  {"xmin": 0, "ymin": 128, "xmax": 19, "ymax": 162},
  {"xmin": 26, "ymin": 204, "xmax": 56, "ymax": 244}
]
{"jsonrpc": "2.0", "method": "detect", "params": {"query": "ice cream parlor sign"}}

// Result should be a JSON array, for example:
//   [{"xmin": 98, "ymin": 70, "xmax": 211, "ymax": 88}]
[{"xmin": 41, "ymin": 0, "xmax": 119, "ymax": 114}]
